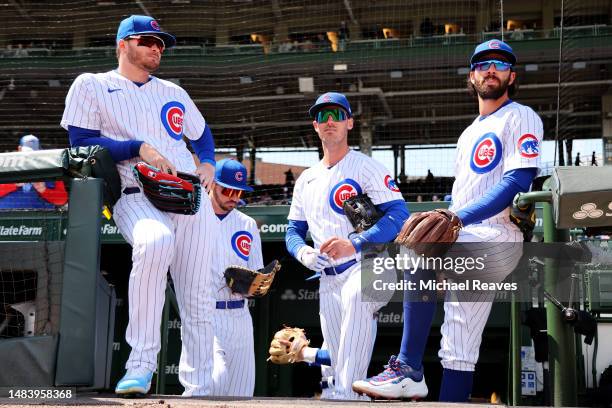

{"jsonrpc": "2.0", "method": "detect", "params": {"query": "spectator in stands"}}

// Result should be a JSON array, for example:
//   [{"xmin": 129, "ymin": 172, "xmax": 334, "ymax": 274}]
[
  {"xmin": 278, "ymin": 38, "xmax": 293, "ymax": 53},
  {"xmin": 338, "ymin": 21, "xmax": 350, "ymax": 51},
  {"xmin": 444, "ymin": 194, "xmax": 452, "ymax": 202},
  {"xmin": 14, "ymin": 44, "xmax": 28, "ymax": 57},
  {"xmin": 510, "ymin": 27, "xmax": 524, "ymax": 41},
  {"xmin": 425, "ymin": 169, "xmax": 434, "ymax": 182},
  {"xmin": 284, "ymin": 168, "xmax": 295, "ymax": 186},
  {"xmin": 420, "ymin": 18, "xmax": 434, "ymax": 37},
  {"xmin": 416, "ymin": 194, "xmax": 423, "ymax": 202},
  {"xmin": 432, "ymin": 194, "xmax": 440, "ymax": 202},
  {"xmin": 591, "ymin": 151, "xmax": 598, "ymax": 166},
  {"xmin": 574, "ymin": 152, "xmax": 581, "ymax": 166},
  {"xmin": 315, "ymin": 34, "xmax": 331, "ymax": 51},
  {"xmin": 0, "ymin": 135, "xmax": 68, "ymax": 210}
]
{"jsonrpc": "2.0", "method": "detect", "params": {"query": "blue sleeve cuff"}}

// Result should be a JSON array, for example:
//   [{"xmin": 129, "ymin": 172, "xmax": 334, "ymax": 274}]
[
  {"xmin": 285, "ymin": 219, "xmax": 309, "ymax": 258},
  {"xmin": 190, "ymin": 124, "xmax": 215, "ymax": 164},
  {"xmin": 129, "ymin": 141, "xmax": 144, "ymax": 157},
  {"xmin": 351, "ymin": 199, "xmax": 409, "ymax": 252}
]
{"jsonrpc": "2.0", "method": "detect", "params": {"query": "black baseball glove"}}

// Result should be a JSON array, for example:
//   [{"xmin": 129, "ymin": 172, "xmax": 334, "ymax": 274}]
[
  {"xmin": 342, "ymin": 194, "xmax": 382, "ymax": 233},
  {"xmin": 132, "ymin": 162, "xmax": 201, "ymax": 215},
  {"xmin": 224, "ymin": 259, "xmax": 280, "ymax": 297}
]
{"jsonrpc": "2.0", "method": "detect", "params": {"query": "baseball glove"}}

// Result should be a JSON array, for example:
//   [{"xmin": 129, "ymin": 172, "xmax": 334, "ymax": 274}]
[
  {"xmin": 132, "ymin": 162, "xmax": 201, "ymax": 215},
  {"xmin": 224, "ymin": 259, "xmax": 280, "ymax": 298},
  {"xmin": 510, "ymin": 194, "xmax": 536, "ymax": 242},
  {"xmin": 342, "ymin": 194, "xmax": 382, "ymax": 233},
  {"xmin": 395, "ymin": 209, "xmax": 462, "ymax": 257},
  {"xmin": 268, "ymin": 326, "xmax": 310, "ymax": 364}
]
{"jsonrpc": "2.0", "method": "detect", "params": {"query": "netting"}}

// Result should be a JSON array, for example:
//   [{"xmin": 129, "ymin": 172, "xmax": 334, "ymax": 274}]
[{"xmin": 0, "ymin": 0, "xmax": 609, "ymax": 205}]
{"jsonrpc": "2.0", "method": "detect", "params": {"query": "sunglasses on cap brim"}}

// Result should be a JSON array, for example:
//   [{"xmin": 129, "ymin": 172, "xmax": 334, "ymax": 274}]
[
  {"xmin": 471, "ymin": 59, "xmax": 513, "ymax": 72},
  {"xmin": 126, "ymin": 35, "xmax": 165, "ymax": 50},
  {"xmin": 315, "ymin": 108, "xmax": 349, "ymax": 123},
  {"xmin": 220, "ymin": 187, "xmax": 244, "ymax": 199}
]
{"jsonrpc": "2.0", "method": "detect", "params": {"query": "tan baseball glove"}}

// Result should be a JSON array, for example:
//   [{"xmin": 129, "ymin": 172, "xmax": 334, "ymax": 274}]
[
  {"xmin": 268, "ymin": 326, "xmax": 310, "ymax": 364},
  {"xmin": 395, "ymin": 209, "xmax": 462, "ymax": 257}
]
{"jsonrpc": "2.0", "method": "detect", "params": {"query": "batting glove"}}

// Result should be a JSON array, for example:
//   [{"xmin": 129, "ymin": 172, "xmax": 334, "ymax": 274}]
[{"xmin": 297, "ymin": 246, "xmax": 331, "ymax": 272}]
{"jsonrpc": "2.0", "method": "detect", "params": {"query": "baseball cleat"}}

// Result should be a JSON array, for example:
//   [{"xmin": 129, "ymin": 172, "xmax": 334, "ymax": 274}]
[
  {"xmin": 115, "ymin": 367, "xmax": 153, "ymax": 397},
  {"xmin": 352, "ymin": 355, "xmax": 428, "ymax": 400}
]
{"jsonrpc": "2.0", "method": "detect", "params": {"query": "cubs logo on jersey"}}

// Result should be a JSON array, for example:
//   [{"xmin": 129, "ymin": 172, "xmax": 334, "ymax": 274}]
[
  {"xmin": 384, "ymin": 175, "xmax": 400, "ymax": 192},
  {"xmin": 231, "ymin": 231, "xmax": 252, "ymax": 261},
  {"xmin": 161, "ymin": 101, "xmax": 185, "ymax": 140},
  {"xmin": 470, "ymin": 132, "xmax": 502, "ymax": 174},
  {"xmin": 517, "ymin": 134, "xmax": 539, "ymax": 159},
  {"xmin": 329, "ymin": 178, "xmax": 362, "ymax": 214}
]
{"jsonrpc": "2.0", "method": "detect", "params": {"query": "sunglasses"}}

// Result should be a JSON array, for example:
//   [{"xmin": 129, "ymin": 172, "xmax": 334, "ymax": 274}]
[
  {"xmin": 127, "ymin": 35, "xmax": 165, "ymax": 51},
  {"xmin": 315, "ymin": 108, "xmax": 348, "ymax": 124},
  {"xmin": 471, "ymin": 60, "xmax": 512, "ymax": 72},
  {"xmin": 220, "ymin": 187, "xmax": 244, "ymax": 200}
]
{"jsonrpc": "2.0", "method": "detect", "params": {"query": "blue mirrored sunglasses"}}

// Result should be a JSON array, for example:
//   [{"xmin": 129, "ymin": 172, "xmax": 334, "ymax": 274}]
[
  {"xmin": 315, "ymin": 108, "xmax": 348, "ymax": 123},
  {"xmin": 471, "ymin": 60, "xmax": 513, "ymax": 72}
]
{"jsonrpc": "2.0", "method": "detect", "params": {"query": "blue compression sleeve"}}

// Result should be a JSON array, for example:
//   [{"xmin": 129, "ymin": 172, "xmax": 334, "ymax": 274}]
[
  {"xmin": 314, "ymin": 349, "xmax": 331, "ymax": 366},
  {"xmin": 456, "ymin": 168, "xmax": 537, "ymax": 227},
  {"xmin": 350, "ymin": 199, "xmax": 409, "ymax": 252},
  {"xmin": 68, "ymin": 125, "xmax": 142, "ymax": 162},
  {"xmin": 190, "ymin": 124, "xmax": 215, "ymax": 165},
  {"xmin": 285, "ymin": 219, "xmax": 308, "ymax": 259}
]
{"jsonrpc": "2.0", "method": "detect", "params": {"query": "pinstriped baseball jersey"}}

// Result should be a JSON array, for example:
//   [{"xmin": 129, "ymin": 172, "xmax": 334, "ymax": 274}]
[
  {"xmin": 210, "ymin": 209, "xmax": 261, "ymax": 397},
  {"xmin": 288, "ymin": 149, "xmax": 402, "ymax": 400},
  {"xmin": 288, "ymin": 150, "xmax": 403, "ymax": 265},
  {"xmin": 449, "ymin": 101, "xmax": 542, "ymax": 226},
  {"xmin": 60, "ymin": 71, "xmax": 205, "ymax": 190},
  {"xmin": 212, "ymin": 209, "xmax": 264, "ymax": 301}
]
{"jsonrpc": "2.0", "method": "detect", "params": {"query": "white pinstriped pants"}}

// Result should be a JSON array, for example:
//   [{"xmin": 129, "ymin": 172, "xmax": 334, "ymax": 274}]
[
  {"xmin": 438, "ymin": 223, "xmax": 523, "ymax": 371},
  {"xmin": 113, "ymin": 191, "xmax": 217, "ymax": 396},
  {"xmin": 211, "ymin": 305, "xmax": 255, "ymax": 397},
  {"xmin": 319, "ymin": 263, "xmax": 386, "ymax": 400}
]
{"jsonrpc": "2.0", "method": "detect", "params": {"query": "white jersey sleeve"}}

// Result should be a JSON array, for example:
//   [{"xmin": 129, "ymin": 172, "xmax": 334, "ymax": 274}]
[
  {"xmin": 287, "ymin": 173, "xmax": 307, "ymax": 221},
  {"xmin": 502, "ymin": 105, "xmax": 543, "ymax": 173},
  {"xmin": 181, "ymin": 90, "xmax": 207, "ymax": 140},
  {"xmin": 360, "ymin": 157, "xmax": 404, "ymax": 205},
  {"xmin": 61, "ymin": 74, "xmax": 101, "ymax": 131},
  {"xmin": 246, "ymin": 219, "xmax": 264, "ymax": 271}
]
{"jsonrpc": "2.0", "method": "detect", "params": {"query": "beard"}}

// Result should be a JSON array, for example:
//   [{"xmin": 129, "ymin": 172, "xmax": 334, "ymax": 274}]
[
  {"xmin": 473, "ymin": 74, "xmax": 511, "ymax": 100},
  {"xmin": 127, "ymin": 48, "xmax": 160, "ymax": 73}
]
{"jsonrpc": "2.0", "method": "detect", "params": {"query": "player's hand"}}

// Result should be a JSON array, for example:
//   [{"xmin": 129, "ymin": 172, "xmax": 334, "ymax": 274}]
[
  {"xmin": 297, "ymin": 246, "xmax": 331, "ymax": 272},
  {"xmin": 32, "ymin": 182, "xmax": 47, "ymax": 193},
  {"xmin": 139, "ymin": 143, "xmax": 177, "ymax": 176},
  {"xmin": 195, "ymin": 162, "xmax": 215, "ymax": 192},
  {"xmin": 277, "ymin": 339, "xmax": 308, "ymax": 362},
  {"xmin": 320, "ymin": 237, "xmax": 356, "ymax": 260}
]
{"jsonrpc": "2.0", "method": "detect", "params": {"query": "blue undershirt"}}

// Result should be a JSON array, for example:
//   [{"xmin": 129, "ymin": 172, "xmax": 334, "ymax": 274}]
[
  {"xmin": 455, "ymin": 167, "xmax": 537, "ymax": 226},
  {"xmin": 68, "ymin": 124, "xmax": 215, "ymax": 165},
  {"xmin": 285, "ymin": 199, "xmax": 409, "ymax": 257}
]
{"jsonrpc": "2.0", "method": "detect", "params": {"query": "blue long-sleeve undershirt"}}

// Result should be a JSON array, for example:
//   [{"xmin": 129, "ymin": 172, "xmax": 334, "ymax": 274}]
[
  {"xmin": 285, "ymin": 219, "xmax": 308, "ymax": 259},
  {"xmin": 456, "ymin": 167, "xmax": 537, "ymax": 226},
  {"xmin": 68, "ymin": 124, "xmax": 215, "ymax": 165},
  {"xmin": 285, "ymin": 199, "xmax": 409, "ymax": 257}
]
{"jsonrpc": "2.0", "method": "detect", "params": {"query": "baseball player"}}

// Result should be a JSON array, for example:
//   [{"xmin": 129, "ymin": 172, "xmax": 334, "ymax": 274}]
[
  {"xmin": 285, "ymin": 92, "xmax": 409, "ymax": 400},
  {"xmin": 352, "ymin": 39, "xmax": 542, "ymax": 402},
  {"xmin": 60, "ymin": 15, "xmax": 218, "ymax": 396},
  {"xmin": 208, "ymin": 158, "xmax": 263, "ymax": 397}
]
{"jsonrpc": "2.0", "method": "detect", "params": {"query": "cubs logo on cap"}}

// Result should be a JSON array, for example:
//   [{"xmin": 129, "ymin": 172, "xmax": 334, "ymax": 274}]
[
  {"xmin": 329, "ymin": 178, "xmax": 362, "ymax": 214},
  {"xmin": 160, "ymin": 101, "xmax": 185, "ymax": 140},
  {"xmin": 470, "ymin": 39, "xmax": 516, "ymax": 66},
  {"xmin": 517, "ymin": 134, "xmax": 539, "ymax": 159},
  {"xmin": 215, "ymin": 159, "xmax": 254, "ymax": 192},
  {"xmin": 384, "ymin": 175, "xmax": 400, "ymax": 192},
  {"xmin": 116, "ymin": 15, "xmax": 177, "ymax": 48},
  {"xmin": 470, "ymin": 132, "xmax": 502, "ymax": 174},
  {"xmin": 231, "ymin": 231, "xmax": 252, "ymax": 261},
  {"xmin": 308, "ymin": 92, "xmax": 353, "ymax": 118}
]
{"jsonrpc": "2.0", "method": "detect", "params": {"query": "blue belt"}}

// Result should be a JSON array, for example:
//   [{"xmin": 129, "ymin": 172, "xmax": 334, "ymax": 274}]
[
  {"xmin": 215, "ymin": 300, "xmax": 245, "ymax": 310},
  {"xmin": 323, "ymin": 259, "xmax": 357, "ymax": 276},
  {"xmin": 123, "ymin": 187, "xmax": 140, "ymax": 195}
]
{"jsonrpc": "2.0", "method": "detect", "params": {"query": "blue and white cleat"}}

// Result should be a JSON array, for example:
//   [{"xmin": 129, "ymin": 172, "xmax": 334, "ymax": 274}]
[
  {"xmin": 115, "ymin": 367, "xmax": 154, "ymax": 397},
  {"xmin": 352, "ymin": 355, "xmax": 428, "ymax": 400}
]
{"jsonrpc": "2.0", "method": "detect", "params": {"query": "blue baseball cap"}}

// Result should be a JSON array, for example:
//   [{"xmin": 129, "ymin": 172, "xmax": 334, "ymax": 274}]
[
  {"xmin": 116, "ymin": 15, "xmax": 176, "ymax": 48},
  {"xmin": 308, "ymin": 92, "xmax": 353, "ymax": 118},
  {"xmin": 470, "ymin": 39, "xmax": 516, "ymax": 67},
  {"xmin": 19, "ymin": 134, "xmax": 40, "ymax": 151},
  {"xmin": 214, "ymin": 159, "xmax": 254, "ymax": 192}
]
